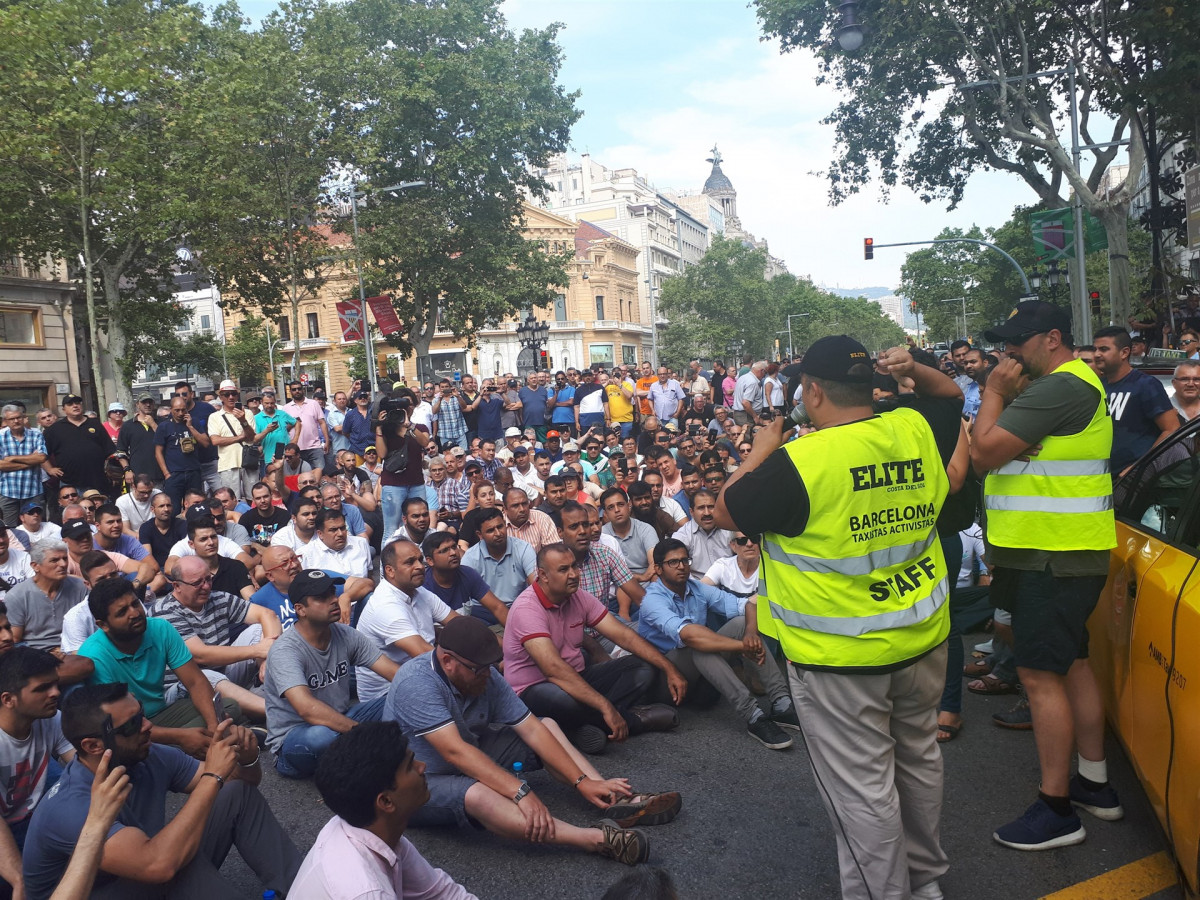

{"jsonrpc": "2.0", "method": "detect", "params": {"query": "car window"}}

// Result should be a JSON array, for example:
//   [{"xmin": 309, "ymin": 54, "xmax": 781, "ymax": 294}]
[{"xmin": 1116, "ymin": 431, "xmax": 1200, "ymax": 540}]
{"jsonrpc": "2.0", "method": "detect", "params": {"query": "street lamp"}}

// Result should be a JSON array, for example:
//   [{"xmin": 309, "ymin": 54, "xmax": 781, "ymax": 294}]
[
  {"xmin": 515, "ymin": 313, "xmax": 551, "ymax": 375},
  {"xmin": 1030, "ymin": 261, "xmax": 1067, "ymax": 303},
  {"xmin": 264, "ymin": 322, "xmax": 287, "ymax": 392},
  {"xmin": 835, "ymin": 0, "xmax": 864, "ymax": 51},
  {"xmin": 350, "ymin": 180, "xmax": 426, "ymax": 393},
  {"xmin": 940, "ymin": 297, "xmax": 968, "ymax": 339},
  {"xmin": 644, "ymin": 279, "xmax": 659, "ymax": 367},
  {"xmin": 785, "ymin": 313, "xmax": 811, "ymax": 358}
]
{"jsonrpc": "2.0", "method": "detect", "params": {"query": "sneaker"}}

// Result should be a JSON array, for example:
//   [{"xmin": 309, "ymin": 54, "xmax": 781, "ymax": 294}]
[
  {"xmin": 975, "ymin": 638, "xmax": 994, "ymax": 654},
  {"xmin": 910, "ymin": 882, "xmax": 943, "ymax": 900},
  {"xmin": 993, "ymin": 798, "xmax": 1086, "ymax": 850},
  {"xmin": 605, "ymin": 791, "xmax": 682, "ymax": 827},
  {"xmin": 992, "ymin": 694, "xmax": 1032, "ymax": 730},
  {"xmin": 571, "ymin": 725, "xmax": 608, "ymax": 755},
  {"xmin": 768, "ymin": 702, "xmax": 801, "ymax": 732},
  {"xmin": 747, "ymin": 715, "xmax": 793, "ymax": 750},
  {"xmin": 1069, "ymin": 774, "xmax": 1124, "ymax": 821},
  {"xmin": 596, "ymin": 818, "xmax": 650, "ymax": 865}
]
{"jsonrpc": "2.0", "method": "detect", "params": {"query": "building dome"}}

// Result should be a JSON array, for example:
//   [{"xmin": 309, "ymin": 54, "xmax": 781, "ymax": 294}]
[{"xmin": 702, "ymin": 145, "xmax": 735, "ymax": 195}]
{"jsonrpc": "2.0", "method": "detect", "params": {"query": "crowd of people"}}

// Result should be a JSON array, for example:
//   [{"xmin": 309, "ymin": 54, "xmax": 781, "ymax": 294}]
[{"xmin": 0, "ymin": 301, "xmax": 1178, "ymax": 897}]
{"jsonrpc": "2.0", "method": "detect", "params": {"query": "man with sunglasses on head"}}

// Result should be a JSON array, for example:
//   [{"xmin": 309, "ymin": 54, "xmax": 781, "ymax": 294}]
[
  {"xmin": 21, "ymin": 681, "xmax": 300, "ymax": 899},
  {"xmin": 43, "ymin": 394, "xmax": 115, "ymax": 498}
]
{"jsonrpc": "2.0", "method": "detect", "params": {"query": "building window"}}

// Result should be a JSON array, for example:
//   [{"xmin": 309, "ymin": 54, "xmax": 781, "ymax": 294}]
[
  {"xmin": 277, "ymin": 317, "xmax": 291, "ymax": 342},
  {"xmin": 595, "ymin": 295, "xmax": 604, "ymax": 319},
  {"xmin": 306, "ymin": 313, "xmax": 320, "ymax": 339},
  {"xmin": 622, "ymin": 345, "xmax": 638, "ymax": 366},
  {"xmin": 0, "ymin": 307, "xmax": 40, "ymax": 346},
  {"xmin": 554, "ymin": 294, "xmax": 567, "ymax": 322},
  {"xmin": 200, "ymin": 315, "xmax": 211, "ymax": 330},
  {"xmin": 589, "ymin": 344, "xmax": 613, "ymax": 366}
]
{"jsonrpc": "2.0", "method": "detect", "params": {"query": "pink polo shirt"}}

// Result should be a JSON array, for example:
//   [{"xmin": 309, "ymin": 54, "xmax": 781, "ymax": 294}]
[
  {"xmin": 282, "ymin": 398, "xmax": 326, "ymax": 452},
  {"xmin": 502, "ymin": 582, "xmax": 608, "ymax": 696}
]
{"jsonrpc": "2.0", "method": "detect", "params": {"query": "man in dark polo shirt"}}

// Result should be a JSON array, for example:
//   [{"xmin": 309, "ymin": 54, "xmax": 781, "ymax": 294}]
[{"xmin": 43, "ymin": 395, "xmax": 115, "ymax": 496}]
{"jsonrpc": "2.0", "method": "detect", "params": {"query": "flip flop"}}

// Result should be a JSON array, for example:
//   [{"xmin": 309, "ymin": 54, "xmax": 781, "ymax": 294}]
[
  {"xmin": 967, "ymin": 675, "xmax": 1019, "ymax": 695},
  {"xmin": 963, "ymin": 660, "xmax": 993, "ymax": 677},
  {"xmin": 936, "ymin": 722, "xmax": 962, "ymax": 743}
]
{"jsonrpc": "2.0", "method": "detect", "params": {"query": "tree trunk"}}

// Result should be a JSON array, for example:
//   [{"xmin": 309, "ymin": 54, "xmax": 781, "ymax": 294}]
[
  {"xmin": 1095, "ymin": 207, "xmax": 1132, "ymax": 328},
  {"xmin": 98, "ymin": 268, "xmax": 134, "ymax": 412}
]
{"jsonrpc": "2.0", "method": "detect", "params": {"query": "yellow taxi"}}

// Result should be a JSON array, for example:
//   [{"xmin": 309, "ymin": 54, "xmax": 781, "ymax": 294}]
[{"xmin": 1090, "ymin": 419, "xmax": 1200, "ymax": 896}]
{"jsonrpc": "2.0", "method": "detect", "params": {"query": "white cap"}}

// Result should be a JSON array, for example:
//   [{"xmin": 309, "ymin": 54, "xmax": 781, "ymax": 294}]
[
  {"xmin": 504, "ymin": 427, "xmax": 522, "ymax": 437},
  {"xmin": 107, "ymin": 401, "xmax": 126, "ymax": 413},
  {"xmin": 218, "ymin": 379, "xmax": 238, "ymax": 392},
  {"xmin": 562, "ymin": 442, "xmax": 580, "ymax": 453}
]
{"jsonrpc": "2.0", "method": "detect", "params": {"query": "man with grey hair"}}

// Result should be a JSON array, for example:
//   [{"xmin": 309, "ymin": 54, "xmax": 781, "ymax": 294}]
[
  {"xmin": 731, "ymin": 361, "xmax": 767, "ymax": 426},
  {"xmin": 1171, "ymin": 360, "xmax": 1200, "ymax": 421},
  {"xmin": 0, "ymin": 404, "xmax": 47, "ymax": 527},
  {"xmin": 4, "ymin": 542, "xmax": 94, "ymax": 684}
]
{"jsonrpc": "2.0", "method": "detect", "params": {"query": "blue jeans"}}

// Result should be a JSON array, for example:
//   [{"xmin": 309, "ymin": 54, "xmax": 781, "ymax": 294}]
[
  {"xmin": 274, "ymin": 697, "xmax": 385, "ymax": 778},
  {"xmin": 381, "ymin": 484, "xmax": 423, "ymax": 540},
  {"xmin": 938, "ymin": 531, "xmax": 964, "ymax": 715},
  {"xmin": 618, "ymin": 422, "xmax": 634, "ymax": 439}
]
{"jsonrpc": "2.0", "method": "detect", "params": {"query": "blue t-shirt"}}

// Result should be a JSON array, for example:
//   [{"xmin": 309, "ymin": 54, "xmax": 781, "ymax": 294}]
[
  {"xmin": 187, "ymin": 401, "xmax": 217, "ymax": 463},
  {"xmin": 422, "ymin": 565, "xmax": 490, "ymax": 612},
  {"xmin": 551, "ymin": 387, "xmax": 576, "ymax": 425},
  {"xmin": 638, "ymin": 577, "xmax": 746, "ymax": 653},
  {"xmin": 252, "ymin": 569, "xmax": 346, "ymax": 630},
  {"xmin": 476, "ymin": 394, "xmax": 504, "ymax": 440},
  {"xmin": 383, "ymin": 650, "xmax": 531, "ymax": 776},
  {"xmin": 1105, "ymin": 369, "xmax": 1173, "ymax": 471},
  {"xmin": 22, "ymin": 746, "xmax": 198, "ymax": 900},
  {"xmin": 518, "ymin": 386, "xmax": 548, "ymax": 429},
  {"xmin": 77, "ymin": 618, "xmax": 193, "ymax": 717},
  {"xmin": 153, "ymin": 419, "xmax": 202, "ymax": 473}
]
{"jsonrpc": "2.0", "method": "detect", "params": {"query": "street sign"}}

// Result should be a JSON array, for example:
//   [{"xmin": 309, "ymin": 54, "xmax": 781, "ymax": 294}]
[
  {"xmin": 1186, "ymin": 166, "xmax": 1200, "ymax": 250},
  {"xmin": 300, "ymin": 373, "xmax": 309, "ymax": 383}
]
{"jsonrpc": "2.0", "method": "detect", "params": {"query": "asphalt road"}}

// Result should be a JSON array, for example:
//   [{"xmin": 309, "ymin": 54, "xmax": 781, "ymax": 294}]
[{"xmin": 213, "ymin": 631, "xmax": 1184, "ymax": 899}]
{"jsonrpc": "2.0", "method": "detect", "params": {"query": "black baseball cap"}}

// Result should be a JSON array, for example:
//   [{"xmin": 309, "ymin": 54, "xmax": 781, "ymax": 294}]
[
  {"xmin": 983, "ymin": 300, "xmax": 1073, "ymax": 344},
  {"xmin": 62, "ymin": 394, "xmax": 84, "ymax": 405},
  {"xmin": 185, "ymin": 501, "xmax": 217, "ymax": 523},
  {"xmin": 289, "ymin": 569, "xmax": 345, "ymax": 604},
  {"xmin": 61, "ymin": 520, "xmax": 92, "ymax": 541},
  {"xmin": 797, "ymin": 336, "xmax": 873, "ymax": 384},
  {"xmin": 437, "ymin": 615, "xmax": 503, "ymax": 667}
]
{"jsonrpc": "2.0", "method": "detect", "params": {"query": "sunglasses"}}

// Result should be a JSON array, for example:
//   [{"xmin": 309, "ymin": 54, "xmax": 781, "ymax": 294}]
[
  {"xmin": 1182, "ymin": 339, "xmax": 1197, "ymax": 346},
  {"xmin": 82, "ymin": 705, "xmax": 146, "ymax": 746},
  {"xmin": 60, "ymin": 492, "xmax": 79, "ymax": 499},
  {"xmin": 445, "ymin": 651, "xmax": 490, "ymax": 675},
  {"xmin": 732, "ymin": 535, "xmax": 757, "ymax": 546},
  {"xmin": 176, "ymin": 574, "xmax": 214, "ymax": 587}
]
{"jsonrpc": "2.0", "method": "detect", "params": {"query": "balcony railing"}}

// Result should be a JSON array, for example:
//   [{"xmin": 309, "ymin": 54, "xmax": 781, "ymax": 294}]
[{"xmin": 277, "ymin": 337, "xmax": 333, "ymax": 351}]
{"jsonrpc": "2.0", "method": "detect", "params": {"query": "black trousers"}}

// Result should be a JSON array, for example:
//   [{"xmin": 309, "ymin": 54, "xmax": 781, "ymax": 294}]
[{"xmin": 520, "ymin": 655, "xmax": 656, "ymax": 732}]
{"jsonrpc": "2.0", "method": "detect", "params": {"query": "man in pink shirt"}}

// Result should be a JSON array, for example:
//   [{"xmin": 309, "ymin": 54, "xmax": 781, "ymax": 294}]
[
  {"xmin": 293, "ymin": 721, "xmax": 478, "ymax": 899},
  {"xmin": 283, "ymin": 381, "xmax": 331, "ymax": 482},
  {"xmin": 502, "ymin": 542, "xmax": 686, "ymax": 755}
]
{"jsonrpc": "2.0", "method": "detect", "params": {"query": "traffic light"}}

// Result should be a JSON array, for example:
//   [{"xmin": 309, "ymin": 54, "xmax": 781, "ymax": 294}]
[
  {"xmin": 540, "ymin": 349, "xmax": 548, "ymax": 369},
  {"xmin": 864, "ymin": 237, "xmax": 874, "ymax": 260},
  {"xmin": 1089, "ymin": 290, "xmax": 1101, "ymax": 315},
  {"xmin": 910, "ymin": 300, "xmax": 917, "ymax": 313}
]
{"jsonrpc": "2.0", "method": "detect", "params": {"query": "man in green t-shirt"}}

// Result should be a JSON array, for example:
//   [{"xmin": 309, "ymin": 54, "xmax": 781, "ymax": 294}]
[{"xmin": 253, "ymin": 388, "xmax": 299, "ymax": 478}]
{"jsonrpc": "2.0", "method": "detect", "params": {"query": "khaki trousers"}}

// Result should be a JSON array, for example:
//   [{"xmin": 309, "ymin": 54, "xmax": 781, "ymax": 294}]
[{"xmin": 789, "ymin": 642, "xmax": 949, "ymax": 900}]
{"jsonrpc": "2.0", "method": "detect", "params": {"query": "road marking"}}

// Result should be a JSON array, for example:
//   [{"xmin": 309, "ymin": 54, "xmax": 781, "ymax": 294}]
[{"xmin": 1039, "ymin": 851, "xmax": 1179, "ymax": 899}]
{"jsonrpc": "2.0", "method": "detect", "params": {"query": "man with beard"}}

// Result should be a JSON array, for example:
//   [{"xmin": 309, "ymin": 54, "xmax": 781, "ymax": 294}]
[
  {"xmin": 626, "ymin": 483, "xmax": 676, "ymax": 542},
  {"xmin": 301, "ymin": 508, "xmax": 371, "ymax": 582},
  {"xmin": 558, "ymin": 503, "xmax": 643, "ymax": 623},
  {"xmin": 239, "ymin": 481, "xmax": 291, "ymax": 549},
  {"xmin": 22, "ymin": 681, "xmax": 299, "ymax": 898},
  {"xmin": 675, "ymin": 490, "xmax": 734, "ymax": 574},
  {"xmin": 503, "ymin": 488, "xmax": 559, "ymax": 553},
  {"xmin": 77, "ymin": 578, "xmax": 239, "ymax": 756}
]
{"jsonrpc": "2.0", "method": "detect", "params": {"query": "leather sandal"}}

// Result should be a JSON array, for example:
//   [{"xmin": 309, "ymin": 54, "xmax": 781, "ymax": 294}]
[
  {"xmin": 963, "ymin": 660, "xmax": 993, "ymax": 677},
  {"xmin": 967, "ymin": 674, "xmax": 1019, "ymax": 695},
  {"xmin": 606, "ymin": 791, "xmax": 682, "ymax": 827}
]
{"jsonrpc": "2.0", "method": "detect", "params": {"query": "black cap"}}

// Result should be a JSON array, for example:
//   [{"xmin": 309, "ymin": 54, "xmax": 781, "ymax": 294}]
[
  {"xmin": 63, "ymin": 394, "xmax": 84, "ymax": 405},
  {"xmin": 983, "ymin": 300, "xmax": 1073, "ymax": 344},
  {"xmin": 512, "ymin": 444, "xmax": 529, "ymax": 455},
  {"xmin": 61, "ymin": 520, "xmax": 92, "ymax": 541},
  {"xmin": 185, "ymin": 501, "xmax": 217, "ymax": 523},
  {"xmin": 288, "ymin": 569, "xmax": 345, "ymax": 604},
  {"xmin": 463, "ymin": 460, "xmax": 483, "ymax": 473},
  {"xmin": 437, "ymin": 616, "xmax": 503, "ymax": 667},
  {"xmin": 797, "ymin": 335, "xmax": 873, "ymax": 383}
]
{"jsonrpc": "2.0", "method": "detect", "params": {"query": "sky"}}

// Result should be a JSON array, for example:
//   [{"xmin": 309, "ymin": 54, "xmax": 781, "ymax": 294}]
[{"xmin": 236, "ymin": 0, "xmax": 1117, "ymax": 294}]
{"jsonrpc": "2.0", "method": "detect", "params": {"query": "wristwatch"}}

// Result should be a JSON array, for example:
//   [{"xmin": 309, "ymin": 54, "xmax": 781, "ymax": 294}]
[{"xmin": 513, "ymin": 781, "xmax": 531, "ymax": 805}]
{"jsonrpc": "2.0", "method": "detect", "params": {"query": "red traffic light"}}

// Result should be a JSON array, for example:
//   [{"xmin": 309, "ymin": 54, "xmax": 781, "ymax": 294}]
[{"xmin": 864, "ymin": 237, "xmax": 874, "ymax": 260}]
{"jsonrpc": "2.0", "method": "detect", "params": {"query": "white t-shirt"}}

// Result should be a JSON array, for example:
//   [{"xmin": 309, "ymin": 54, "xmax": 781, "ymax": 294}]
[
  {"xmin": 958, "ymin": 523, "xmax": 986, "ymax": 588},
  {"xmin": 578, "ymin": 388, "xmax": 605, "ymax": 417},
  {"xmin": 355, "ymin": 582, "xmax": 453, "ymax": 699},
  {"xmin": 301, "ymin": 535, "xmax": 372, "ymax": 580},
  {"xmin": 60, "ymin": 600, "xmax": 99, "ymax": 653},
  {"xmin": 0, "ymin": 713, "xmax": 73, "ymax": 825},
  {"xmin": 0, "ymin": 546, "xmax": 35, "ymax": 602},
  {"xmin": 659, "ymin": 496, "xmax": 686, "ymax": 523},
  {"xmin": 116, "ymin": 492, "xmax": 157, "ymax": 531},
  {"xmin": 510, "ymin": 466, "xmax": 543, "ymax": 501},
  {"xmin": 269, "ymin": 523, "xmax": 313, "ymax": 552},
  {"xmin": 410, "ymin": 401, "xmax": 434, "ymax": 430},
  {"xmin": 168, "ymin": 534, "xmax": 244, "ymax": 561},
  {"xmin": 704, "ymin": 555, "xmax": 759, "ymax": 598},
  {"xmin": 16, "ymin": 523, "xmax": 61, "ymax": 551}
]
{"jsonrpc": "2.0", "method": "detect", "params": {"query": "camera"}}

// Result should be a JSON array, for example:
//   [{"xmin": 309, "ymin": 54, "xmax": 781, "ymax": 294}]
[{"xmin": 371, "ymin": 395, "xmax": 413, "ymax": 431}]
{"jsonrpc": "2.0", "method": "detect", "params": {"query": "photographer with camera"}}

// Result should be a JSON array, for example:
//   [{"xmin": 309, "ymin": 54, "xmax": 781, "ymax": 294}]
[{"xmin": 372, "ymin": 391, "xmax": 432, "ymax": 539}]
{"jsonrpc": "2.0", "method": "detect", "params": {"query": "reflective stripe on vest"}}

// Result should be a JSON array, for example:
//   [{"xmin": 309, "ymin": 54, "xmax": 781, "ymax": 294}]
[
  {"xmin": 983, "ymin": 358, "xmax": 1116, "ymax": 552},
  {"xmin": 768, "ymin": 575, "xmax": 949, "ymax": 637},
  {"xmin": 757, "ymin": 407, "xmax": 950, "ymax": 669}
]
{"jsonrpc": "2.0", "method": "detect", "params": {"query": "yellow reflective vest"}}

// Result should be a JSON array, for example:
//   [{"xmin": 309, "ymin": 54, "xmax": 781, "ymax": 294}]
[
  {"xmin": 983, "ymin": 358, "xmax": 1116, "ymax": 551},
  {"xmin": 758, "ymin": 407, "xmax": 951, "ymax": 669}
]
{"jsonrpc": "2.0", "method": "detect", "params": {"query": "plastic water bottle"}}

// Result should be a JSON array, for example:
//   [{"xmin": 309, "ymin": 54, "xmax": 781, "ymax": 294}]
[
  {"xmin": 512, "ymin": 761, "xmax": 523, "ymax": 777},
  {"xmin": 263, "ymin": 892, "xmax": 278, "ymax": 900}
]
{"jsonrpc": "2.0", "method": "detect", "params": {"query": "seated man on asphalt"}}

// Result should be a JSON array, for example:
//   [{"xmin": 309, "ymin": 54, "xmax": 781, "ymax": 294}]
[
  {"xmin": 319, "ymin": 481, "xmax": 370, "ymax": 543},
  {"xmin": 675, "ymin": 489, "xmax": 734, "ymax": 574},
  {"xmin": 263, "ymin": 570, "xmax": 400, "ymax": 779},
  {"xmin": 92, "ymin": 504, "xmax": 167, "ymax": 595},
  {"xmin": 355, "ymin": 540, "xmax": 462, "ymax": 702},
  {"xmin": 251, "ymin": 545, "xmax": 371, "ymax": 630},
  {"xmin": 503, "ymin": 542, "xmax": 685, "ymax": 756},
  {"xmin": 384, "ymin": 496, "xmax": 440, "ymax": 549},
  {"xmin": 61, "ymin": 550, "xmax": 130, "ymax": 655},
  {"xmin": 420, "ymin": 532, "xmax": 509, "ymax": 628},
  {"xmin": 638, "ymin": 538, "xmax": 798, "ymax": 752},
  {"xmin": 461, "ymin": 508, "xmax": 536, "ymax": 622},
  {"xmin": 293, "ymin": 721, "xmax": 478, "ymax": 899},
  {"xmin": 0, "ymin": 646, "xmax": 77, "ymax": 898},
  {"xmin": 172, "ymin": 516, "xmax": 255, "ymax": 603},
  {"xmin": 385, "ymin": 616, "xmax": 680, "ymax": 867},
  {"xmin": 268, "ymin": 496, "xmax": 321, "ymax": 553},
  {"xmin": 599, "ymin": 488, "xmax": 657, "ymax": 583},
  {"xmin": 153, "ymin": 556, "xmax": 282, "ymax": 722},
  {"xmin": 59, "ymin": 520, "xmax": 149, "ymax": 593},
  {"xmin": 300, "ymin": 507, "xmax": 372, "ymax": 580},
  {"xmin": 21, "ymin": 682, "xmax": 300, "ymax": 899},
  {"xmin": 164, "ymin": 502, "xmax": 255, "ymax": 575},
  {"xmin": 503, "ymin": 487, "xmax": 559, "ymax": 553},
  {"xmin": 558, "ymin": 502, "xmax": 644, "ymax": 622},
  {"xmin": 239, "ymin": 481, "xmax": 292, "ymax": 548},
  {"xmin": 139, "ymin": 493, "xmax": 186, "ymax": 570},
  {"xmin": 78, "ymin": 577, "xmax": 240, "ymax": 758}
]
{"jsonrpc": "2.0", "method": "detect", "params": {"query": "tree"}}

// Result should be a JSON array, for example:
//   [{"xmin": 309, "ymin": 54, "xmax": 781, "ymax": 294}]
[
  {"xmin": 172, "ymin": 333, "xmax": 226, "ymax": 386},
  {"xmin": 0, "ymin": 0, "xmax": 207, "ymax": 409},
  {"xmin": 223, "ymin": 314, "xmax": 272, "ymax": 388},
  {"xmin": 326, "ymin": 0, "xmax": 581, "ymax": 367},
  {"xmin": 754, "ymin": 0, "xmax": 1190, "ymax": 327}
]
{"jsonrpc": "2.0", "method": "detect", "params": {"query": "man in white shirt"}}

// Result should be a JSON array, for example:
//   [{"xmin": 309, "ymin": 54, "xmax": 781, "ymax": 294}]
[
  {"xmin": 508, "ymin": 445, "xmax": 543, "ymax": 502},
  {"xmin": 14, "ymin": 504, "xmax": 59, "ymax": 553},
  {"xmin": 270, "ymin": 497, "xmax": 321, "ymax": 553},
  {"xmin": 115, "ymin": 475, "xmax": 158, "ymax": 536},
  {"xmin": 355, "ymin": 540, "xmax": 461, "ymax": 700},
  {"xmin": 675, "ymin": 490, "xmax": 734, "ymax": 573},
  {"xmin": 0, "ymin": 526, "xmax": 35, "ymax": 603},
  {"xmin": 731, "ymin": 361, "xmax": 767, "ymax": 426},
  {"xmin": 292, "ymin": 720, "xmax": 477, "ymax": 899},
  {"xmin": 301, "ymin": 507, "xmax": 372, "ymax": 580}
]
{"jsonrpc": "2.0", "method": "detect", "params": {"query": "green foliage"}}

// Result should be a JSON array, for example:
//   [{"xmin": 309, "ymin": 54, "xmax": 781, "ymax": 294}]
[
  {"xmin": 224, "ymin": 314, "xmax": 271, "ymax": 388},
  {"xmin": 171, "ymin": 332, "xmax": 226, "ymax": 386}
]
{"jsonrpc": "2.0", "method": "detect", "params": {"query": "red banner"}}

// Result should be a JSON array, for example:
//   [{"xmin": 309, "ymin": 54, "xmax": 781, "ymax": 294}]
[
  {"xmin": 366, "ymin": 295, "xmax": 403, "ymax": 336},
  {"xmin": 335, "ymin": 301, "xmax": 365, "ymax": 342}
]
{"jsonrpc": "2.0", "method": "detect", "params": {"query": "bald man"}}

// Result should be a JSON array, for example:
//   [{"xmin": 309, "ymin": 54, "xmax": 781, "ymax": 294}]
[{"xmin": 251, "ymin": 545, "xmax": 372, "ymax": 629}]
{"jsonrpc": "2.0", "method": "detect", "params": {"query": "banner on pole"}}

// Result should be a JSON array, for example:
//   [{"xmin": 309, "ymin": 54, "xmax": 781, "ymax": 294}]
[
  {"xmin": 1029, "ymin": 208, "xmax": 1107, "ymax": 260},
  {"xmin": 335, "ymin": 302, "xmax": 365, "ymax": 342},
  {"xmin": 366, "ymin": 295, "xmax": 403, "ymax": 336},
  {"xmin": 1186, "ymin": 166, "xmax": 1200, "ymax": 250}
]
